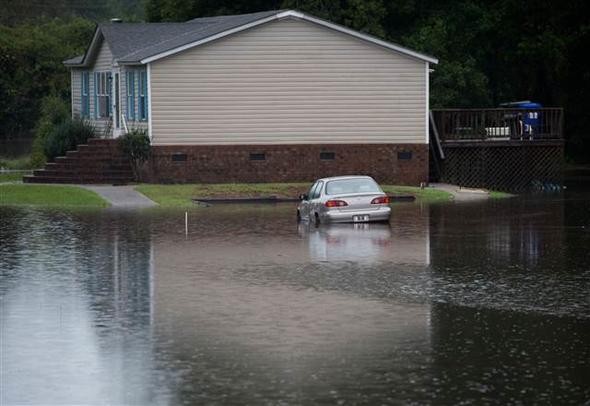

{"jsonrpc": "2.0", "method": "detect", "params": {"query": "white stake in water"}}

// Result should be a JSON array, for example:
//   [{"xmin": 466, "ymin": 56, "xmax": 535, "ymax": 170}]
[{"xmin": 185, "ymin": 211, "xmax": 188, "ymax": 236}]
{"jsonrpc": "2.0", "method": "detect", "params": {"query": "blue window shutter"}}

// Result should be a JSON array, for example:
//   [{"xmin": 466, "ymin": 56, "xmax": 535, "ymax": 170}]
[
  {"xmin": 145, "ymin": 71, "xmax": 148, "ymax": 120},
  {"xmin": 93, "ymin": 72, "xmax": 98, "ymax": 119},
  {"xmin": 82, "ymin": 72, "xmax": 90, "ymax": 118},
  {"xmin": 127, "ymin": 71, "xmax": 135, "ymax": 121},
  {"xmin": 86, "ymin": 73, "xmax": 90, "ymax": 116},
  {"xmin": 131, "ymin": 72, "xmax": 135, "ymax": 120},
  {"xmin": 126, "ymin": 72, "xmax": 129, "ymax": 120},
  {"xmin": 107, "ymin": 73, "xmax": 112, "ymax": 118},
  {"xmin": 139, "ymin": 71, "xmax": 143, "ymax": 120},
  {"xmin": 80, "ymin": 72, "xmax": 84, "ymax": 117},
  {"xmin": 81, "ymin": 72, "xmax": 85, "ymax": 117}
]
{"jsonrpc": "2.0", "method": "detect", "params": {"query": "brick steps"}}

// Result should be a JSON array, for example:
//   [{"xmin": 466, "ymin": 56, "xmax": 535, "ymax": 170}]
[{"xmin": 23, "ymin": 138, "xmax": 135, "ymax": 184}]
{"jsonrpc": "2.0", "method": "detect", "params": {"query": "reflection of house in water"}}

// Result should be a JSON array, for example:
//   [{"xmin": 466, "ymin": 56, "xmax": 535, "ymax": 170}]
[
  {"xmin": 78, "ymin": 212, "xmax": 154, "ymax": 330},
  {"xmin": 0, "ymin": 210, "xmax": 156, "ymax": 405}
]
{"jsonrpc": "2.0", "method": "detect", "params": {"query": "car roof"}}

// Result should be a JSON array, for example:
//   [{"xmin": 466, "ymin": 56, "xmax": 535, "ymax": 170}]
[{"xmin": 315, "ymin": 175, "xmax": 376, "ymax": 183}]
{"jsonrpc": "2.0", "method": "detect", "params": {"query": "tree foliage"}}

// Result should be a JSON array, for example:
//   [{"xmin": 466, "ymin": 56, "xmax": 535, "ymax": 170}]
[
  {"xmin": 0, "ymin": 0, "xmax": 589, "ymax": 160},
  {"xmin": 0, "ymin": 18, "xmax": 94, "ymax": 139},
  {"xmin": 30, "ymin": 95, "xmax": 71, "ymax": 167}
]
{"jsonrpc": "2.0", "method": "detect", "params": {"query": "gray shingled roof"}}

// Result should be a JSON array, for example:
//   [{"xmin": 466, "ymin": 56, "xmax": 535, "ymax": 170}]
[
  {"xmin": 119, "ymin": 10, "xmax": 284, "ymax": 63},
  {"xmin": 66, "ymin": 10, "xmax": 284, "ymax": 66},
  {"xmin": 63, "ymin": 55, "xmax": 84, "ymax": 65},
  {"xmin": 65, "ymin": 9, "xmax": 437, "ymax": 66}
]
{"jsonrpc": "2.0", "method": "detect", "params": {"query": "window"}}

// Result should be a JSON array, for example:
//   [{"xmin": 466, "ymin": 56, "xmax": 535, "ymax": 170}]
[
  {"xmin": 94, "ymin": 72, "xmax": 111, "ymax": 118},
  {"xmin": 126, "ymin": 71, "xmax": 135, "ymax": 121},
  {"xmin": 139, "ymin": 70, "xmax": 148, "ymax": 121},
  {"xmin": 320, "ymin": 152, "xmax": 335, "ymax": 160},
  {"xmin": 397, "ymin": 151, "xmax": 412, "ymax": 160},
  {"xmin": 311, "ymin": 181, "xmax": 324, "ymax": 199},
  {"xmin": 249, "ymin": 153, "xmax": 265, "ymax": 161},
  {"xmin": 171, "ymin": 153, "xmax": 187, "ymax": 162},
  {"xmin": 325, "ymin": 178, "xmax": 381, "ymax": 195},
  {"xmin": 305, "ymin": 182, "xmax": 318, "ymax": 200},
  {"xmin": 81, "ymin": 71, "xmax": 90, "ymax": 118}
]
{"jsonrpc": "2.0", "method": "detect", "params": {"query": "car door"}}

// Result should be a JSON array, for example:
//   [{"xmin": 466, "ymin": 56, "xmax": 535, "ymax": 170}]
[
  {"xmin": 301, "ymin": 181, "xmax": 318, "ymax": 220},
  {"xmin": 309, "ymin": 181, "xmax": 324, "ymax": 218}
]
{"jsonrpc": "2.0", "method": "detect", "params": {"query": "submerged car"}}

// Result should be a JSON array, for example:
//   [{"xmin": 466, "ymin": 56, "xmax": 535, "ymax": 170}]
[{"xmin": 297, "ymin": 176, "xmax": 391, "ymax": 224}]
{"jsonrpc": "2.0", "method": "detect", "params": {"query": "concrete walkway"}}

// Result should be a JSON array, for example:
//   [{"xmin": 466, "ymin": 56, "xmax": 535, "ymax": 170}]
[
  {"xmin": 80, "ymin": 185, "xmax": 158, "ymax": 208},
  {"xmin": 429, "ymin": 183, "xmax": 491, "ymax": 202}
]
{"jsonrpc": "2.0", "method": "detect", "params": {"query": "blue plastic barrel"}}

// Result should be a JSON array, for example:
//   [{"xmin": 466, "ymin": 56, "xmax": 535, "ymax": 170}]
[{"xmin": 512, "ymin": 101, "xmax": 542, "ymax": 135}]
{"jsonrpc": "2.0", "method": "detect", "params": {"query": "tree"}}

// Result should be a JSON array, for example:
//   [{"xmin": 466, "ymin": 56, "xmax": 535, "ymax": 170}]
[{"xmin": 0, "ymin": 18, "xmax": 95, "ymax": 140}]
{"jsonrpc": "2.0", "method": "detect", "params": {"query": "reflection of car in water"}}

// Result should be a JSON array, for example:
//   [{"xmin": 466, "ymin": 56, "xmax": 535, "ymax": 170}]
[
  {"xmin": 298, "ymin": 222, "xmax": 393, "ymax": 262},
  {"xmin": 297, "ymin": 176, "xmax": 391, "ymax": 224}
]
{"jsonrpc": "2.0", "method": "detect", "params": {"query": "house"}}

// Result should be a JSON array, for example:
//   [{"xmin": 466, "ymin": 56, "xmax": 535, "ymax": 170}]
[{"xmin": 64, "ymin": 10, "xmax": 438, "ymax": 184}]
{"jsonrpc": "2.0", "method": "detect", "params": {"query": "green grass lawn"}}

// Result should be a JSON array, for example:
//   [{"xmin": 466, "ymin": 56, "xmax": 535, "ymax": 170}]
[
  {"xmin": 0, "ymin": 172, "xmax": 29, "ymax": 183},
  {"xmin": 136, "ymin": 183, "xmax": 309, "ymax": 207},
  {"xmin": 489, "ymin": 190, "xmax": 514, "ymax": 199},
  {"xmin": 381, "ymin": 185, "xmax": 453, "ymax": 203},
  {"xmin": 0, "ymin": 184, "xmax": 109, "ymax": 207},
  {"xmin": 136, "ymin": 183, "xmax": 454, "ymax": 207},
  {"xmin": 0, "ymin": 155, "xmax": 34, "ymax": 170}
]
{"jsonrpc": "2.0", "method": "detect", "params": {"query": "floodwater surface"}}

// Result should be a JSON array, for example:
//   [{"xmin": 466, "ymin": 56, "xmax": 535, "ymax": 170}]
[{"xmin": 1, "ymin": 186, "xmax": 589, "ymax": 405}]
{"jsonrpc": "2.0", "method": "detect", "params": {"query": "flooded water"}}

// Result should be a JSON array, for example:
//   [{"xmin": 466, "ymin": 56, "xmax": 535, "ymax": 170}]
[{"xmin": 1, "ymin": 185, "xmax": 589, "ymax": 404}]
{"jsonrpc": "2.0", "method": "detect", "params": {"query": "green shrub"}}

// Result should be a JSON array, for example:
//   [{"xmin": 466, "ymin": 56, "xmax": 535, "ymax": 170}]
[
  {"xmin": 0, "ymin": 155, "xmax": 33, "ymax": 170},
  {"xmin": 43, "ymin": 118, "xmax": 95, "ymax": 162},
  {"xmin": 30, "ymin": 95, "xmax": 71, "ymax": 167},
  {"xmin": 119, "ymin": 129, "xmax": 151, "ymax": 181}
]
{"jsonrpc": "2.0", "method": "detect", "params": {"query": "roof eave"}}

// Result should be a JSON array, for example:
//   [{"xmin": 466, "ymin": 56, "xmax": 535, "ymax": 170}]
[
  {"xmin": 140, "ymin": 10, "xmax": 438, "ymax": 65},
  {"xmin": 296, "ymin": 12, "xmax": 439, "ymax": 64},
  {"xmin": 63, "ymin": 25, "xmax": 101, "ymax": 68}
]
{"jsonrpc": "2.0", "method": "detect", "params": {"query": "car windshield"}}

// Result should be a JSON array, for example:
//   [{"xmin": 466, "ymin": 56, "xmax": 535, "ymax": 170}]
[{"xmin": 325, "ymin": 178, "xmax": 382, "ymax": 195}]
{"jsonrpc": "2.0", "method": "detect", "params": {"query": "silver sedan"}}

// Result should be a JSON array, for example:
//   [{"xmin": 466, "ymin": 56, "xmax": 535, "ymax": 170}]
[{"xmin": 297, "ymin": 176, "xmax": 391, "ymax": 224}]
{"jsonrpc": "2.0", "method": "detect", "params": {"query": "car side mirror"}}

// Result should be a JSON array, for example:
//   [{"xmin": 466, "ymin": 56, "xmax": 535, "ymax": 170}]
[{"xmin": 299, "ymin": 193, "xmax": 308, "ymax": 201}]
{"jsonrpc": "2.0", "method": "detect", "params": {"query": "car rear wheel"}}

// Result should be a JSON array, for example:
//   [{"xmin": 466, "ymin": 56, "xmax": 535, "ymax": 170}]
[{"xmin": 314, "ymin": 213, "xmax": 320, "ymax": 227}]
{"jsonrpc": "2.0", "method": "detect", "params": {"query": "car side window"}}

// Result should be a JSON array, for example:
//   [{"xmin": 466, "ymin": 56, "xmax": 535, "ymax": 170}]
[
  {"xmin": 307, "ymin": 182, "xmax": 318, "ymax": 200},
  {"xmin": 311, "ymin": 181, "xmax": 323, "ymax": 199}
]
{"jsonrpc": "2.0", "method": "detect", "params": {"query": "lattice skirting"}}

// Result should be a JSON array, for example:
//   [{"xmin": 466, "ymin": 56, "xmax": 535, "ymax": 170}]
[{"xmin": 440, "ymin": 142, "xmax": 564, "ymax": 192}]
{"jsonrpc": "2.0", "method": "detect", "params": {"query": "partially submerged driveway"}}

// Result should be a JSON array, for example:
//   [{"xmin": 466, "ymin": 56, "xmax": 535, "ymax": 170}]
[
  {"xmin": 429, "ymin": 183, "xmax": 491, "ymax": 202},
  {"xmin": 80, "ymin": 185, "xmax": 157, "ymax": 208}
]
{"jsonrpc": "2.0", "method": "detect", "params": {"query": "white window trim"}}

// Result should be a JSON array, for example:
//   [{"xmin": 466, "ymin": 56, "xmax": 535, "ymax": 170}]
[{"xmin": 95, "ymin": 71, "xmax": 111, "ymax": 119}]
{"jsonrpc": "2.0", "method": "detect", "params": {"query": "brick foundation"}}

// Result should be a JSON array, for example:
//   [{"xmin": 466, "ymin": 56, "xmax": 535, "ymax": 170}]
[{"xmin": 144, "ymin": 144, "xmax": 428, "ymax": 185}]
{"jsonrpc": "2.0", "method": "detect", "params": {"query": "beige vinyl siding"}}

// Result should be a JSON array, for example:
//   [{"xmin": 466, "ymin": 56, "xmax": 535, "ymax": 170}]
[
  {"xmin": 71, "ymin": 69, "xmax": 82, "ymax": 118},
  {"xmin": 88, "ymin": 38, "xmax": 114, "ymax": 135},
  {"xmin": 150, "ymin": 18, "xmax": 427, "ymax": 145}
]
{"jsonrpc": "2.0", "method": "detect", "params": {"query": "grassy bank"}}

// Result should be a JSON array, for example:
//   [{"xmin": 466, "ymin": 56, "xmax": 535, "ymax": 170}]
[
  {"xmin": 381, "ymin": 185, "xmax": 453, "ymax": 203},
  {"xmin": 136, "ymin": 183, "xmax": 454, "ymax": 208},
  {"xmin": 0, "ymin": 184, "xmax": 108, "ymax": 207},
  {"xmin": 0, "ymin": 155, "xmax": 35, "ymax": 170},
  {"xmin": 0, "ymin": 172, "xmax": 29, "ymax": 183},
  {"xmin": 489, "ymin": 190, "xmax": 514, "ymax": 199}
]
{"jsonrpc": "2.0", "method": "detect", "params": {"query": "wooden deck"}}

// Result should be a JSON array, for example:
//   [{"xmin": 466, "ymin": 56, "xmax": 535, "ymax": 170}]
[
  {"xmin": 429, "ymin": 108, "xmax": 564, "ymax": 192},
  {"xmin": 431, "ymin": 108, "xmax": 564, "ymax": 142}
]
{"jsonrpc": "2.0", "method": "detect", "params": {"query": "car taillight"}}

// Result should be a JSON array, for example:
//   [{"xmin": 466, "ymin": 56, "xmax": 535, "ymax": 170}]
[
  {"xmin": 371, "ymin": 196, "xmax": 390, "ymax": 204},
  {"xmin": 325, "ymin": 200, "xmax": 348, "ymax": 208}
]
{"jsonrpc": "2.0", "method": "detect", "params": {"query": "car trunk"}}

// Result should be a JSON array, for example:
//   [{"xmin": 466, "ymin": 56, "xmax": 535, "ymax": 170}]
[{"xmin": 329, "ymin": 193, "xmax": 385, "ymax": 211}]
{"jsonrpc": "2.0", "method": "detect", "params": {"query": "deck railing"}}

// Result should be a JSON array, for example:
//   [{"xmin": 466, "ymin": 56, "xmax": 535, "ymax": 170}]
[{"xmin": 431, "ymin": 108, "xmax": 564, "ymax": 142}]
